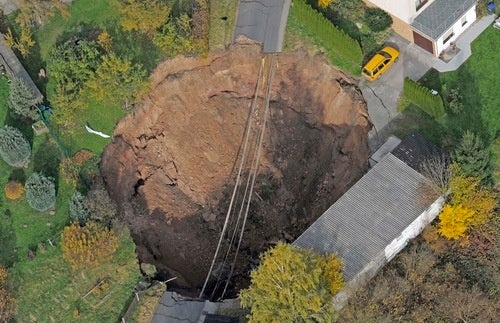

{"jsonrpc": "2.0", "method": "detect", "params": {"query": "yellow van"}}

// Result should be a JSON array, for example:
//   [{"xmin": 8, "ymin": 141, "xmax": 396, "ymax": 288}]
[{"xmin": 362, "ymin": 46, "xmax": 399, "ymax": 81}]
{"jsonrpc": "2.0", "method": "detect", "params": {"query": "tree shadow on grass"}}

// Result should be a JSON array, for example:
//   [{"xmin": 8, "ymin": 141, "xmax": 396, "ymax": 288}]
[
  {"xmin": 416, "ymin": 67, "xmax": 489, "ymax": 147},
  {"xmin": 33, "ymin": 139, "xmax": 62, "ymax": 192},
  {"xmin": 8, "ymin": 168, "xmax": 26, "ymax": 184}
]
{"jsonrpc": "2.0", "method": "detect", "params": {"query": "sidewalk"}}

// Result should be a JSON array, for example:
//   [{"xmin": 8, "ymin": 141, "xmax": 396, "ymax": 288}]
[{"xmin": 433, "ymin": 14, "xmax": 496, "ymax": 72}]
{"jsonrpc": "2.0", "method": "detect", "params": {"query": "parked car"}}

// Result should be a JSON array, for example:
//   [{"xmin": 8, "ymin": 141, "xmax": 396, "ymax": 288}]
[{"xmin": 362, "ymin": 46, "xmax": 399, "ymax": 81}]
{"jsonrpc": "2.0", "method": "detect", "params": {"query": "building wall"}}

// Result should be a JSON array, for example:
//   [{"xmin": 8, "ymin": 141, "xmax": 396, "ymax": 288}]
[
  {"xmin": 391, "ymin": 14, "xmax": 415, "ymax": 41},
  {"xmin": 385, "ymin": 196, "xmax": 444, "ymax": 260},
  {"xmin": 333, "ymin": 196, "xmax": 444, "ymax": 310},
  {"xmin": 434, "ymin": 5, "xmax": 476, "ymax": 56}
]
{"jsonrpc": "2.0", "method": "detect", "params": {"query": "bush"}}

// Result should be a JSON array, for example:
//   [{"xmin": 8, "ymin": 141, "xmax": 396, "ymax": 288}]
[
  {"xmin": 72, "ymin": 149, "xmax": 94, "ymax": 167},
  {"xmin": 69, "ymin": 191, "xmax": 91, "ymax": 225},
  {"xmin": 0, "ymin": 125, "xmax": 31, "ymax": 167},
  {"xmin": 25, "ymin": 172, "xmax": 56, "ymax": 212},
  {"xmin": 5, "ymin": 180, "xmax": 24, "ymax": 200},
  {"xmin": 453, "ymin": 131, "xmax": 492, "ymax": 185},
  {"xmin": 84, "ymin": 181, "xmax": 118, "ymax": 225},
  {"xmin": 446, "ymin": 88, "xmax": 464, "ymax": 114},
  {"xmin": 0, "ymin": 266, "xmax": 17, "ymax": 322},
  {"xmin": 364, "ymin": 8, "xmax": 392, "ymax": 32},
  {"xmin": 400, "ymin": 78, "xmax": 444, "ymax": 118},
  {"xmin": 61, "ymin": 222, "xmax": 119, "ymax": 270},
  {"xmin": 7, "ymin": 77, "xmax": 41, "ymax": 120}
]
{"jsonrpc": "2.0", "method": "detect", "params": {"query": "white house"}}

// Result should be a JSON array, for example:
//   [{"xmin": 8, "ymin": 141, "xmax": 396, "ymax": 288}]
[{"xmin": 364, "ymin": 0, "xmax": 477, "ymax": 56}]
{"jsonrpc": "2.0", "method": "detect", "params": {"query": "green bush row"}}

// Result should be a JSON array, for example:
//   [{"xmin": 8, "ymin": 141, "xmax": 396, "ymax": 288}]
[
  {"xmin": 401, "ymin": 77, "xmax": 444, "ymax": 118},
  {"xmin": 292, "ymin": 0, "xmax": 362, "ymax": 74}
]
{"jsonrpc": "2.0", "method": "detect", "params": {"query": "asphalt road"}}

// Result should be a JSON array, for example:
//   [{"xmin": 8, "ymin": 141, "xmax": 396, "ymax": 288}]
[{"xmin": 233, "ymin": 0, "xmax": 291, "ymax": 53}]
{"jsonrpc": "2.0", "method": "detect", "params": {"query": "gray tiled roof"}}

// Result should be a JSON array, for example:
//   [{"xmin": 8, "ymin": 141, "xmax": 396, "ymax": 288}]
[
  {"xmin": 293, "ymin": 153, "xmax": 432, "ymax": 281},
  {"xmin": 411, "ymin": 0, "xmax": 476, "ymax": 40}
]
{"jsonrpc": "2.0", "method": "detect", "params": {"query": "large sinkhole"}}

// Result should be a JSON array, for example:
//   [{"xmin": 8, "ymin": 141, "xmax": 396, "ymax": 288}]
[{"xmin": 101, "ymin": 41, "xmax": 372, "ymax": 297}]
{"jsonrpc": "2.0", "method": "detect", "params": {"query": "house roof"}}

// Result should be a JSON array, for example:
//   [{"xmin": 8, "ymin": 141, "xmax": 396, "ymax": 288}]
[
  {"xmin": 411, "ymin": 0, "xmax": 476, "ymax": 40},
  {"xmin": 391, "ymin": 132, "xmax": 444, "ymax": 173},
  {"xmin": 293, "ymin": 153, "xmax": 435, "ymax": 281}
]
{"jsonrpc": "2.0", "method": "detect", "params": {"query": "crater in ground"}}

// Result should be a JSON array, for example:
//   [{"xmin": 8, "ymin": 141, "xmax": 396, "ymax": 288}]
[{"xmin": 101, "ymin": 40, "xmax": 372, "ymax": 296}]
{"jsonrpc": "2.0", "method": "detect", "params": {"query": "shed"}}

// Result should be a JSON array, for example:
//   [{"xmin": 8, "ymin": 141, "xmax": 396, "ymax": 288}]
[{"xmin": 293, "ymin": 151, "xmax": 444, "ymax": 307}]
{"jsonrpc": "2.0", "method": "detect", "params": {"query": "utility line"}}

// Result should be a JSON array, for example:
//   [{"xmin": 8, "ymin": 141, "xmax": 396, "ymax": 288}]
[
  {"xmin": 199, "ymin": 57, "xmax": 266, "ymax": 299},
  {"xmin": 220, "ymin": 54, "xmax": 277, "ymax": 299}
]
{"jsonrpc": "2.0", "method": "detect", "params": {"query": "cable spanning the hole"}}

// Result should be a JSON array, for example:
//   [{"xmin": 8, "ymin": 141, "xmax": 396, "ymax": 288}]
[{"xmin": 199, "ymin": 56, "xmax": 266, "ymax": 299}]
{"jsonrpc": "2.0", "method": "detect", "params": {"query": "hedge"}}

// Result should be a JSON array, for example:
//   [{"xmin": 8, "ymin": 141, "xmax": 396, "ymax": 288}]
[
  {"xmin": 401, "ymin": 77, "xmax": 444, "ymax": 118},
  {"xmin": 291, "ymin": 0, "xmax": 363, "ymax": 75}
]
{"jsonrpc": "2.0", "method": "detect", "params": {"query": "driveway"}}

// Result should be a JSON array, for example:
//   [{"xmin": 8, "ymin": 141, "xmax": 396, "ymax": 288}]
[{"xmin": 359, "ymin": 33, "xmax": 436, "ymax": 150}]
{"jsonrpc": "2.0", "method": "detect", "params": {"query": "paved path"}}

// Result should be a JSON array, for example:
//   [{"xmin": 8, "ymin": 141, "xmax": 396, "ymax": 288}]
[
  {"xmin": 433, "ymin": 14, "xmax": 496, "ymax": 72},
  {"xmin": 233, "ymin": 0, "xmax": 291, "ymax": 53}
]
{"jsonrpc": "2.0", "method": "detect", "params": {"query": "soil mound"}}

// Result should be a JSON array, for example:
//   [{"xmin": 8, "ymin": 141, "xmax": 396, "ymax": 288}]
[{"xmin": 101, "ymin": 40, "xmax": 372, "ymax": 291}]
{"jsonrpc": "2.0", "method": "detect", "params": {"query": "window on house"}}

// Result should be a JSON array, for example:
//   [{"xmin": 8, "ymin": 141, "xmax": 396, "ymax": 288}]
[
  {"xmin": 415, "ymin": 0, "xmax": 429, "ymax": 11},
  {"xmin": 443, "ymin": 28, "xmax": 455, "ymax": 45},
  {"xmin": 461, "ymin": 16, "xmax": 467, "ymax": 26}
]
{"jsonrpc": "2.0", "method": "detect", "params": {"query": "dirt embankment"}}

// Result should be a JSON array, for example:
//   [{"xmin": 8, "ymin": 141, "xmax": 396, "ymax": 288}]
[{"xmin": 101, "ymin": 40, "xmax": 372, "ymax": 292}]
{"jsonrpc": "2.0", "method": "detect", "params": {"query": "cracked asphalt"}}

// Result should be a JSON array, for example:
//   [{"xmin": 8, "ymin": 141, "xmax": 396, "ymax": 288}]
[{"xmin": 360, "ymin": 33, "xmax": 436, "ymax": 151}]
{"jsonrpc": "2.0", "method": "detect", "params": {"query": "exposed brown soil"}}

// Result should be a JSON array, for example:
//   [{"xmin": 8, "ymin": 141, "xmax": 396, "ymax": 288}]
[{"xmin": 101, "ymin": 39, "xmax": 372, "ymax": 294}]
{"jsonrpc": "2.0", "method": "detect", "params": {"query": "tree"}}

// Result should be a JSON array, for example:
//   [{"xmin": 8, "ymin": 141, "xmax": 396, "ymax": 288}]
[
  {"xmin": 438, "ymin": 170, "xmax": 496, "ymax": 240},
  {"xmin": 119, "ymin": 0, "xmax": 170, "ymax": 36},
  {"xmin": 84, "ymin": 180, "xmax": 118, "ymax": 226},
  {"xmin": 318, "ymin": 0, "xmax": 335, "ymax": 9},
  {"xmin": 7, "ymin": 77, "xmax": 41, "ymax": 120},
  {"xmin": 25, "ymin": 172, "xmax": 56, "ymax": 212},
  {"xmin": 453, "ymin": 130, "xmax": 492, "ymax": 185},
  {"xmin": 69, "ymin": 191, "xmax": 91, "ymax": 225},
  {"xmin": 47, "ymin": 39, "xmax": 101, "ymax": 127},
  {"xmin": 85, "ymin": 54, "xmax": 148, "ymax": 109},
  {"xmin": 0, "ymin": 125, "xmax": 31, "ymax": 168},
  {"xmin": 5, "ymin": 180, "xmax": 24, "ymax": 200},
  {"xmin": 16, "ymin": 0, "xmax": 69, "ymax": 28},
  {"xmin": 97, "ymin": 31, "xmax": 113, "ymax": 53},
  {"xmin": 239, "ymin": 242, "xmax": 343, "ymax": 322},
  {"xmin": 438, "ymin": 204, "xmax": 475, "ymax": 240},
  {"xmin": 364, "ymin": 8, "xmax": 392, "ymax": 32},
  {"xmin": 154, "ymin": 14, "xmax": 197, "ymax": 57},
  {"xmin": 0, "ymin": 265, "xmax": 17, "ymax": 322},
  {"xmin": 61, "ymin": 222, "xmax": 119, "ymax": 270}
]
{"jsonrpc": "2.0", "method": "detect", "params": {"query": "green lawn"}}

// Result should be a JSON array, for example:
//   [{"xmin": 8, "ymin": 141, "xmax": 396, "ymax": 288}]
[
  {"xmin": 418, "ymin": 27, "xmax": 499, "ymax": 144},
  {"xmin": 208, "ymin": 0, "xmax": 238, "ymax": 50},
  {"xmin": 12, "ymin": 232, "xmax": 141, "ymax": 322},
  {"xmin": 398, "ymin": 25, "xmax": 499, "ymax": 184},
  {"xmin": 1, "ymin": 2, "xmax": 143, "ymax": 321}
]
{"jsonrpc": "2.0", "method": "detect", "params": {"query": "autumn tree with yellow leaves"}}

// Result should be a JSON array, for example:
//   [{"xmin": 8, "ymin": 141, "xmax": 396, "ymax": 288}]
[
  {"xmin": 119, "ymin": 0, "xmax": 170, "ymax": 36},
  {"xmin": 239, "ymin": 242, "xmax": 344, "ymax": 322},
  {"xmin": 318, "ymin": 0, "xmax": 335, "ymax": 8},
  {"xmin": 62, "ymin": 222, "xmax": 119, "ymax": 270},
  {"xmin": 438, "ymin": 169, "xmax": 496, "ymax": 240},
  {"xmin": 85, "ymin": 54, "xmax": 148, "ymax": 109}
]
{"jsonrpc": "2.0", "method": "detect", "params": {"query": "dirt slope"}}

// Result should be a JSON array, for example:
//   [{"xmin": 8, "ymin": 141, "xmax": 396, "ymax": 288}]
[{"xmin": 101, "ymin": 40, "xmax": 372, "ymax": 292}]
